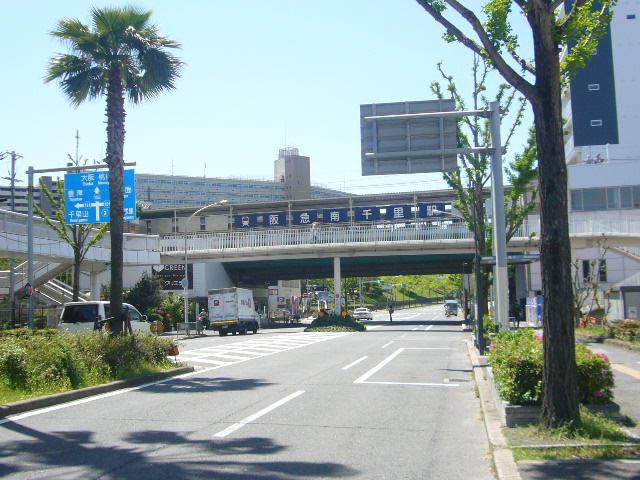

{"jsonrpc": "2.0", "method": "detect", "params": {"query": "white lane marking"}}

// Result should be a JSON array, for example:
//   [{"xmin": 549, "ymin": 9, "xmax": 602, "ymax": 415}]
[
  {"xmin": 355, "ymin": 348, "xmax": 405, "ymax": 384},
  {"xmin": 362, "ymin": 381, "xmax": 458, "ymax": 387},
  {"xmin": 213, "ymin": 390, "xmax": 305, "ymax": 438},
  {"xmin": 381, "ymin": 341, "xmax": 394, "ymax": 349},
  {"xmin": 404, "ymin": 347, "xmax": 452, "ymax": 350},
  {"xmin": 0, "ymin": 365, "xmax": 220, "ymax": 426},
  {"xmin": 424, "ymin": 325, "xmax": 433, "ymax": 331},
  {"xmin": 342, "ymin": 356, "xmax": 369, "ymax": 371},
  {"xmin": 0, "ymin": 333, "xmax": 350, "ymax": 426},
  {"xmin": 367, "ymin": 325, "xmax": 383, "ymax": 330},
  {"xmin": 411, "ymin": 327, "xmax": 420, "ymax": 331},
  {"xmin": 175, "ymin": 358, "xmax": 230, "ymax": 366}
]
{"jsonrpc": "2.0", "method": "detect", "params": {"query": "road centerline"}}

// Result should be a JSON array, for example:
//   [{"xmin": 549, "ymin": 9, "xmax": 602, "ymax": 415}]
[
  {"xmin": 213, "ymin": 390, "xmax": 305, "ymax": 438},
  {"xmin": 342, "ymin": 356, "xmax": 369, "ymax": 370},
  {"xmin": 381, "ymin": 341, "xmax": 394, "ymax": 349},
  {"xmin": 354, "ymin": 348, "xmax": 405, "ymax": 384}
]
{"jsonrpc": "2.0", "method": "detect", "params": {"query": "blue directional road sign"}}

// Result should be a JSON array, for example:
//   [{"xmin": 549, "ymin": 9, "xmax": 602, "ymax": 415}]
[{"xmin": 65, "ymin": 169, "xmax": 136, "ymax": 224}]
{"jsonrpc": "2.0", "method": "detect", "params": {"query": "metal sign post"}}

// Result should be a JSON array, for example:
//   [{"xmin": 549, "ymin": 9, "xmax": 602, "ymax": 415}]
[
  {"xmin": 360, "ymin": 98, "xmax": 511, "ymax": 342},
  {"xmin": 26, "ymin": 162, "xmax": 135, "ymax": 325},
  {"xmin": 490, "ymin": 101, "xmax": 509, "ymax": 331}
]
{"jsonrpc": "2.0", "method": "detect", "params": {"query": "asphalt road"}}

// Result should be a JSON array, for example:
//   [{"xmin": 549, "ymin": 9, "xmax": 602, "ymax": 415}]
[{"xmin": 0, "ymin": 304, "xmax": 493, "ymax": 480}]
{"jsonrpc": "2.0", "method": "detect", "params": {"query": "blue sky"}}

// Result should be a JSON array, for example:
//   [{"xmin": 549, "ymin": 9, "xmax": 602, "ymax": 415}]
[{"xmin": 0, "ymin": 1, "xmax": 533, "ymax": 194}]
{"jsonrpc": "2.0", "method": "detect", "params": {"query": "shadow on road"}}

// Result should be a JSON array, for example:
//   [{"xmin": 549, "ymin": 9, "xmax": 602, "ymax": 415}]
[
  {"xmin": 518, "ymin": 460, "xmax": 640, "ymax": 480},
  {"xmin": 0, "ymin": 420, "xmax": 359, "ymax": 479},
  {"xmin": 143, "ymin": 376, "xmax": 274, "ymax": 395}
]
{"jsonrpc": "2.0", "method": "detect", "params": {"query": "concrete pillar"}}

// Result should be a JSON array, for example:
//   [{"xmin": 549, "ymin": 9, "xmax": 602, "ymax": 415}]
[
  {"xmin": 333, "ymin": 257, "xmax": 342, "ymax": 314},
  {"xmin": 90, "ymin": 272, "xmax": 101, "ymax": 300}
]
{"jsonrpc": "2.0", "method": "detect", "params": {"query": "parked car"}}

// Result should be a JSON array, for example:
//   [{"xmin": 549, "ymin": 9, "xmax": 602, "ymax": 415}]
[
  {"xmin": 353, "ymin": 307, "xmax": 373, "ymax": 320},
  {"xmin": 58, "ymin": 301, "xmax": 149, "ymax": 333}
]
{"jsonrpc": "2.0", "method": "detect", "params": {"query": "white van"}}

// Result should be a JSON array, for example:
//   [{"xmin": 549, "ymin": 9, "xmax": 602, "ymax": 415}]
[{"xmin": 58, "ymin": 301, "xmax": 149, "ymax": 333}]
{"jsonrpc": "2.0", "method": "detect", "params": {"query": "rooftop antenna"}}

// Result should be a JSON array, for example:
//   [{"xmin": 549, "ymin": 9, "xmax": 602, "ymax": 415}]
[{"xmin": 203, "ymin": 161, "xmax": 206, "ymax": 178}]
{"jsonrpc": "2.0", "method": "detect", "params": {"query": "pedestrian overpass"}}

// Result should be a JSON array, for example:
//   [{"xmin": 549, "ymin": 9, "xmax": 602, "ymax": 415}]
[
  {"xmin": 2, "ymin": 206, "xmax": 640, "ymax": 301},
  {"xmin": 158, "ymin": 216, "xmax": 640, "ymax": 283}
]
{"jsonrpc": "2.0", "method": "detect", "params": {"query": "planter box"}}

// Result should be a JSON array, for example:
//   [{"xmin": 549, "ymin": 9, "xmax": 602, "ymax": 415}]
[{"xmin": 486, "ymin": 364, "xmax": 622, "ymax": 427}]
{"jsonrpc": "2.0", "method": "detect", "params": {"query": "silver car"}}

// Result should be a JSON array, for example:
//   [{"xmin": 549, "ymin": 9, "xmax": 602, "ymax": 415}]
[{"xmin": 353, "ymin": 307, "xmax": 373, "ymax": 320}]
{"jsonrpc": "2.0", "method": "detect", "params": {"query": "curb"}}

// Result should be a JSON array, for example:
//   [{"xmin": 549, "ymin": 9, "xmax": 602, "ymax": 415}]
[
  {"xmin": 0, "ymin": 366, "xmax": 194, "ymax": 418},
  {"xmin": 575, "ymin": 333, "xmax": 640, "ymax": 352},
  {"xmin": 465, "ymin": 340, "xmax": 521, "ymax": 480}
]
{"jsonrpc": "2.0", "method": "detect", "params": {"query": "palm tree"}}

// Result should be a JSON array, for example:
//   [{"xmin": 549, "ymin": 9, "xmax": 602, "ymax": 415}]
[{"xmin": 46, "ymin": 6, "xmax": 182, "ymax": 333}]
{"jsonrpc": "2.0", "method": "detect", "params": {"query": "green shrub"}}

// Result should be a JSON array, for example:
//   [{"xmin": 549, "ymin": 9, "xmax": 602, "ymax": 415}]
[
  {"xmin": 484, "ymin": 314, "xmax": 499, "ymax": 334},
  {"xmin": 576, "ymin": 345, "xmax": 614, "ymax": 404},
  {"xmin": 0, "ymin": 343, "xmax": 28, "ymax": 388},
  {"xmin": 611, "ymin": 320, "xmax": 640, "ymax": 343},
  {"xmin": 489, "ymin": 330, "xmax": 615, "ymax": 405},
  {"xmin": 305, "ymin": 314, "xmax": 366, "ymax": 332},
  {"xmin": 489, "ymin": 330, "xmax": 543, "ymax": 405},
  {"xmin": 0, "ymin": 331, "xmax": 176, "ymax": 396}
]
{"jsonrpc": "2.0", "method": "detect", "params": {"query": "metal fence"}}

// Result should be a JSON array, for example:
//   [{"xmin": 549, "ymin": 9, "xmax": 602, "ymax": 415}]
[{"xmin": 0, "ymin": 304, "xmax": 61, "ymax": 329}]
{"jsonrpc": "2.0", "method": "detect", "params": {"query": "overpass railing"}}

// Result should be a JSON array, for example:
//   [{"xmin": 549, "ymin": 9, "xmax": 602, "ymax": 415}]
[
  {"xmin": 159, "ymin": 221, "xmax": 535, "ymax": 253},
  {"xmin": 159, "ymin": 217, "xmax": 640, "ymax": 254}
]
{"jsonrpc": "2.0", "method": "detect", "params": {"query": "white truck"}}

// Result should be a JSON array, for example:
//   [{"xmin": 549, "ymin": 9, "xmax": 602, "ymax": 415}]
[{"xmin": 208, "ymin": 287, "xmax": 260, "ymax": 336}]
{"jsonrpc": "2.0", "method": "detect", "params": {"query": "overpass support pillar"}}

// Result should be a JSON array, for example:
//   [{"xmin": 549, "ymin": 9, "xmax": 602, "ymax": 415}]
[
  {"xmin": 333, "ymin": 257, "xmax": 342, "ymax": 314},
  {"xmin": 90, "ymin": 272, "xmax": 101, "ymax": 301}
]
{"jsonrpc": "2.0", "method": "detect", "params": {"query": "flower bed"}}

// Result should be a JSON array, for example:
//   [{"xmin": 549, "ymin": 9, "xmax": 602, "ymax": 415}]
[
  {"xmin": 304, "ymin": 314, "xmax": 366, "ymax": 332},
  {"xmin": 488, "ymin": 330, "xmax": 616, "ymax": 426}
]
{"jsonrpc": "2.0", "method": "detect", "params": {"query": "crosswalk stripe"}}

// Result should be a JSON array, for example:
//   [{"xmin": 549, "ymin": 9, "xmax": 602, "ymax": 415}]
[{"xmin": 175, "ymin": 332, "xmax": 351, "ymax": 368}]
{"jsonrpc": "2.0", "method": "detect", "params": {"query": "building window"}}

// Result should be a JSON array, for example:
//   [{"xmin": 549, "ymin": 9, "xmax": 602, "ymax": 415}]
[
  {"xmin": 634, "ymin": 186, "xmax": 640, "ymax": 208},
  {"xmin": 582, "ymin": 260, "xmax": 591, "ymax": 282},
  {"xmin": 582, "ymin": 188, "xmax": 607, "ymax": 211},
  {"xmin": 621, "ymin": 186, "xmax": 633, "ymax": 208},
  {"xmin": 587, "ymin": 84, "xmax": 600, "ymax": 91},
  {"xmin": 200, "ymin": 216, "xmax": 206, "ymax": 231},
  {"xmin": 145, "ymin": 220, "xmax": 152, "ymax": 234},
  {"xmin": 599, "ymin": 260, "xmax": 607, "ymax": 283},
  {"xmin": 590, "ymin": 119, "xmax": 603, "ymax": 127},
  {"xmin": 571, "ymin": 190, "xmax": 583, "ymax": 211},
  {"xmin": 607, "ymin": 188, "xmax": 620, "ymax": 209}
]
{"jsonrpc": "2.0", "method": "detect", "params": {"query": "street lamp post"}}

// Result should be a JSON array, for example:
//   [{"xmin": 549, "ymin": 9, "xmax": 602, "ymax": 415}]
[{"xmin": 183, "ymin": 200, "xmax": 228, "ymax": 325}]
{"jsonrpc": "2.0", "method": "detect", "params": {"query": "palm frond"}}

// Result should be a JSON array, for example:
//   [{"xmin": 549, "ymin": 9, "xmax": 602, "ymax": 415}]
[{"xmin": 92, "ymin": 6, "xmax": 151, "ymax": 36}]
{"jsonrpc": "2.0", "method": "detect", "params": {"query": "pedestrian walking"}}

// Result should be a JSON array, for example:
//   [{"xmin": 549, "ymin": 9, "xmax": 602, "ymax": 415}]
[{"xmin": 388, "ymin": 305, "xmax": 394, "ymax": 322}]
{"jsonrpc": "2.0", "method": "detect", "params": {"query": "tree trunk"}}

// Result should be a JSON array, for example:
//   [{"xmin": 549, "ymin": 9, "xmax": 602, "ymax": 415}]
[
  {"xmin": 105, "ymin": 67, "xmax": 126, "ymax": 335},
  {"xmin": 530, "ymin": 4, "xmax": 579, "ymax": 428},
  {"xmin": 73, "ymin": 247, "xmax": 81, "ymax": 302}
]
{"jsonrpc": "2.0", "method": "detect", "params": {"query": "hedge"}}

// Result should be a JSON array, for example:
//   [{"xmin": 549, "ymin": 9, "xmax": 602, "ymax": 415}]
[
  {"xmin": 0, "ymin": 329, "xmax": 176, "ymax": 395},
  {"xmin": 489, "ymin": 329, "xmax": 614, "ymax": 405}
]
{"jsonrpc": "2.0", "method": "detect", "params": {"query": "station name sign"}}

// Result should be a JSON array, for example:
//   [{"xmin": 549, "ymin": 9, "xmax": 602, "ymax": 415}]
[{"xmin": 232, "ymin": 203, "xmax": 448, "ymax": 229}]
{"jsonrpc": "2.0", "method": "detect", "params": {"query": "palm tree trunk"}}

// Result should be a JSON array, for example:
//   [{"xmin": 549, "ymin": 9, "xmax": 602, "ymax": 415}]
[
  {"xmin": 530, "ymin": 5, "xmax": 579, "ymax": 428},
  {"xmin": 105, "ymin": 67, "xmax": 126, "ymax": 335}
]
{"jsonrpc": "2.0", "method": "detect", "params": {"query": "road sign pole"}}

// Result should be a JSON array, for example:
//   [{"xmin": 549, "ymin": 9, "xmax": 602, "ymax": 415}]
[
  {"xmin": 27, "ymin": 166, "xmax": 34, "ymax": 327},
  {"xmin": 490, "ymin": 101, "xmax": 509, "ymax": 331},
  {"xmin": 333, "ymin": 257, "xmax": 342, "ymax": 315}
]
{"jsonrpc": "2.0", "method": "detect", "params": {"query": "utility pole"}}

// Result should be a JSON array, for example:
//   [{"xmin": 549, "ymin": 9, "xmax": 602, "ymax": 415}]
[{"xmin": 1, "ymin": 150, "xmax": 23, "ymax": 326}]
